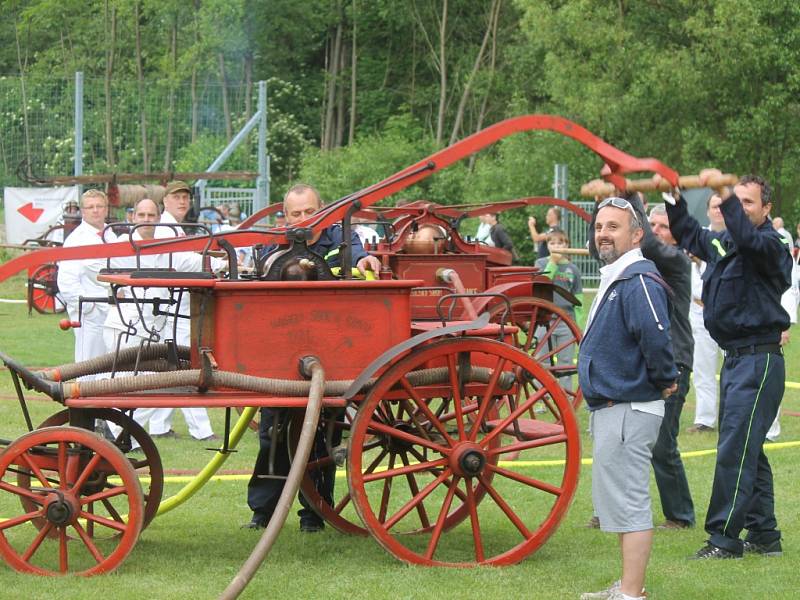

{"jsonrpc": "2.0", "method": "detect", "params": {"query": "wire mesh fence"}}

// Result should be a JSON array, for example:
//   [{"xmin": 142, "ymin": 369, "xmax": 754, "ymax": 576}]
[{"xmin": 0, "ymin": 74, "xmax": 259, "ymax": 190}]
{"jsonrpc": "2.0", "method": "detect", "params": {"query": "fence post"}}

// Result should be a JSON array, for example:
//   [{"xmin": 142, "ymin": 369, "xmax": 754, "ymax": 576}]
[
  {"xmin": 256, "ymin": 80, "xmax": 269, "ymax": 212},
  {"xmin": 74, "ymin": 71, "xmax": 83, "ymax": 180}
]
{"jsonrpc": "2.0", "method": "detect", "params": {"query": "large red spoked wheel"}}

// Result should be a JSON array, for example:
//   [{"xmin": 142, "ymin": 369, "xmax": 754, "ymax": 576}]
[
  {"xmin": 288, "ymin": 405, "xmax": 368, "ymax": 536},
  {"xmin": 27, "ymin": 263, "xmax": 66, "ymax": 315},
  {"xmin": 0, "ymin": 426, "xmax": 144, "ymax": 575},
  {"xmin": 491, "ymin": 297, "xmax": 583, "ymax": 410},
  {"xmin": 348, "ymin": 337, "xmax": 580, "ymax": 566},
  {"xmin": 30, "ymin": 409, "xmax": 163, "ymax": 531}
]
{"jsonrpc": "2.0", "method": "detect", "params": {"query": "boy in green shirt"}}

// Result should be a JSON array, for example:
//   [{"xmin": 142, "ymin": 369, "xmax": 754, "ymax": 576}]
[{"xmin": 534, "ymin": 229, "xmax": 584, "ymax": 391}]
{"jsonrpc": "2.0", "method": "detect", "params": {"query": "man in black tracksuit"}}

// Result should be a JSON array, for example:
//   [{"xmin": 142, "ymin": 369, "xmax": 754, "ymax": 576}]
[
  {"xmin": 664, "ymin": 170, "xmax": 792, "ymax": 559},
  {"xmin": 639, "ymin": 200, "xmax": 696, "ymax": 529}
]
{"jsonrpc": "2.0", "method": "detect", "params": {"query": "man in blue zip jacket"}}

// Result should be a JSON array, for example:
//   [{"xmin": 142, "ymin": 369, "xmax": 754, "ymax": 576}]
[
  {"xmin": 246, "ymin": 184, "xmax": 380, "ymax": 533},
  {"xmin": 580, "ymin": 197, "xmax": 677, "ymax": 600},
  {"xmin": 661, "ymin": 169, "xmax": 792, "ymax": 559}
]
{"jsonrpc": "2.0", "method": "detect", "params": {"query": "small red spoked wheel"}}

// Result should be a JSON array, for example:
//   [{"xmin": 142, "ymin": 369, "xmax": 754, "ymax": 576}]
[
  {"xmin": 0, "ymin": 426, "xmax": 144, "ymax": 575},
  {"xmin": 490, "ymin": 297, "xmax": 583, "ymax": 410},
  {"xmin": 347, "ymin": 337, "xmax": 580, "ymax": 566},
  {"xmin": 27, "ymin": 263, "xmax": 66, "ymax": 315},
  {"xmin": 26, "ymin": 409, "xmax": 163, "ymax": 531}
]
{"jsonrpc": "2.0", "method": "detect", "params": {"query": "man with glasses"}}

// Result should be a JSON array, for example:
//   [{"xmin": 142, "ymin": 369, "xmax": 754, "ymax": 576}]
[
  {"xmin": 57, "ymin": 189, "xmax": 117, "ymax": 375},
  {"xmin": 580, "ymin": 197, "xmax": 677, "ymax": 600},
  {"xmin": 660, "ymin": 169, "xmax": 792, "ymax": 560}
]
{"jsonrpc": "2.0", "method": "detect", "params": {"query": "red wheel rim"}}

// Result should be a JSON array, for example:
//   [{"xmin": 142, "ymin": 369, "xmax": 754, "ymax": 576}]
[
  {"xmin": 347, "ymin": 337, "xmax": 580, "ymax": 566},
  {"xmin": 0, "ymin": 427, "xmax": 144, "ymax": 576},
  {"xmin": 25, "ymin": 409, "xmax": 163, "ymax": 531},
  {"xmin": 28, "ymin": 263, "xmax": 65, "ymax": 315},
  {"xmin": 491, "ymin": 297, "xmax": 583, "ymax": 410}
]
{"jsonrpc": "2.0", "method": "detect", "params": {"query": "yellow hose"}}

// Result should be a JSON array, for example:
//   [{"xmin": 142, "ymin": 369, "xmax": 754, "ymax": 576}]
[{"xmin": 156, "ymin": 406, "xmax": 257, "ymax": 516}]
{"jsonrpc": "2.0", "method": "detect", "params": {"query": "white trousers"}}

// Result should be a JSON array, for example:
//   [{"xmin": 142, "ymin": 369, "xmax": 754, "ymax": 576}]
[
  {"xmin": 690, "ymin": 310, "xmax": 720, "ymax": 428},
  {"xmin": 102, "ymin": 328, "xmax": 214, "ymax": 440},
  {"xmin": 71, "ymin": 308, "xmax": 109, "ymax": 382}
]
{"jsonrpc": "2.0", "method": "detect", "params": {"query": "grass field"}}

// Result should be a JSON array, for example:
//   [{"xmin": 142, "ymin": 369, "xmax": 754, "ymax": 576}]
[{"xmin": 0, "ymin": 274, "xmax": 798, "ymax": 599}]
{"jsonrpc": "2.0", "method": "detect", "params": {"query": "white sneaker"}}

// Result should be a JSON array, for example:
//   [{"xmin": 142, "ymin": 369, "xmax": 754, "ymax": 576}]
[
  {"xmin": 580, "ymin": 581, "xmax": 620, "ymax": 600},
  {"xmin": 580, "ymin": 582, "xmax": 646, "ymax": 600}
]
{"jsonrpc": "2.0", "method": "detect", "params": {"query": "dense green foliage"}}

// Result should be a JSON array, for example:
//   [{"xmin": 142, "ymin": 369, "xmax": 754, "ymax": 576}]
[{"xmin": 1, "ymin": 0, "xmax": 799, "ymax": 231}]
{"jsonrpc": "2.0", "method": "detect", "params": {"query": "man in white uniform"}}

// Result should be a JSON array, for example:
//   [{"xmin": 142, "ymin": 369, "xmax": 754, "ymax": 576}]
[
  {"xmin": 57, "ymin": 189, "xmax": 117, "ymax": 377},
  {"xmin": 148, "ymin": 181, "xmax": 220, "ymax": 441}
]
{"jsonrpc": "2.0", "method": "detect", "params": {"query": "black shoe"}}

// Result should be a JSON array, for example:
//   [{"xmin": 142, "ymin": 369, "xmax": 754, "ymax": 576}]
[
  {"xmin": 743, "ymin": 540, "xmax": 782, "ymax": 557},
  {"xmin": 151, "ymin": 429, "xmax": 179, "ymax": 439},
  {"xmin": 690, "ymin": 543, "xmax": 741, "ymax": 560},
  {"xmin": 299, "ymin": 516, "xmax": 324, "ymax": 533},
  {"xmin": 242, "ymin": 513, "xmax": 269, "ymax": 530}
]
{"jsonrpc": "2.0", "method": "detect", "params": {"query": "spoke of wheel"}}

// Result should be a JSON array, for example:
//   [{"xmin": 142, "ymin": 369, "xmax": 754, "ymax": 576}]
[
  {"xmin": 363, "ymin": 456, "xmax": 448, "ymax": 483},
  {"xmin": 128, "ymin": 457, "xmax": 151, "ymax": 470},
  {"xmin": 464, "ymin": 478, "xmax": 484, "ymax": 562},
  {"xmin": 80, "ymin": 484, "xmax": 127, "ymax": 506},
  {"xmin": 0, "ymin": 480, "xmax": 46, "ymax": 503},
  {"xmin": 398, "ymin": 452, "xmax": 431, "ymax": 529},
  {"xmin": 399, "ymin": 398, "xmax": 437, "ymax": 444},
  {"xmin": 18, "ymin": 452, "xmax": 52, "ymax": 489},
  {"xmin": 521, "ymin": 307, "xmax": 540, "ymax": 353},
  {"xmin": 406, "ymin": 446, "xmax": 469, "ymax": 504},
  {"xmin": 363, "ymin": 447, "xmax": 390, "ymax": 476},
  {"xmin": 307, "ymin": 455, "xmax": 334, "ymax": 471},
  {"xmin": 534, "ymin": 316, "xmax": 562, "ymax": 359},
  {"xmin": 333, "ymin": 491, "xmax": 353, "ymax": 514},
  {"xmin": 72, "ymin": 521, "xmax": 105, "ymax": 564},
  {"xmin": 424, "ymin": 476, "xmax": 459, "ymax": 560},
  {"xmin": 0, "ymin": 508, "xmax": 42, "ymax": 531},
  {"xmin": 488, "ymin": 433, "xmax": 568, "ymax": 457},
  {"xmin": 536, "ymin": 330, "xmax": 576, "ymax": 364},
  {"xmin": 480, "ymin": 386, "xmax": 549, "ymax": 448},
  {"xmin": 70, "ymin": 452, "xmax": 103, "ymax": 493},
  {"xmin": 80, "ymin": 510, "xmax": 127, "ymax": 533},
  {"xmin": 469, "ymin": 354, "xmax": 507, "ymax": 442},
  {"xmin": 57, "ymin": 442, "xmax": 67, "ymax": 489},
  {"xmin": 397, "ymin": 377, "xmax": 456, "ymax": 445},
  {"xmin": 446, "ymin": 354, "xmax": 467, "ymax": 439},
  {"xmin": 478, "ymin": 474, "xmax": 531, "ymax": 539},
  {"xmin": 487, "ymin": 463, "xmax": 563, "ymax": 495},
  {"xmin": 21, "ymin": 521, "xmax": 53, "ymax": 562},
  {"xmin": 383, "ymin": 468, "xmax": 451, "ymax": 531},
  {"xmin": 368, "ymin": 420, "xmax": 449, "ymax": 454},
  {"xmin": 59, "ymin": 526, "xmax": 68, "ymax": 573},
  {"xmin": 100, "ymin": 497, "xmax": 125, "ymax": 524},
  {"xmin": 87, "ymin": 502, "xmax": 94, "ymax": 538},
  {"xmin": 377, "ymin": 452, "xmax": 397, "ymax": 523}
]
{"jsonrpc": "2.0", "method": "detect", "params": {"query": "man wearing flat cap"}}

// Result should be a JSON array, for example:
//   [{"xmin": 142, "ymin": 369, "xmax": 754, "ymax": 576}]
[{"xmin": 147, "ymin": 180, "xmax": 219, "ymax": 442}]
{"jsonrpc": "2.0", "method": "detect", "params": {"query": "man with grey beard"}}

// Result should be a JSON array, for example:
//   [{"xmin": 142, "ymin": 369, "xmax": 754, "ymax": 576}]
[{"xmin": 579, "ymin": 197, "xmax": 677, "ymax": 600}]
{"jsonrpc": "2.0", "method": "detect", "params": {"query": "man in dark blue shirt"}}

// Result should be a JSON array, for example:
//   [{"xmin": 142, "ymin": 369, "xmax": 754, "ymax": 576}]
[
  {"xmin": 276, "ymin": 183, "xmax": 380, "ymax": 275},
  {"xmin": 662, "ymin": 169, "xmax": 792, "ymax": 559},
  {"xmin": 246, "ymin": 184, "xmax": 380, "ymax": 533}
]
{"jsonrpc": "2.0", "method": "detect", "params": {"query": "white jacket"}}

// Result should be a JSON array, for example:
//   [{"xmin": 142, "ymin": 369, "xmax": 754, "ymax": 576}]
[{"xmin": 57, "ymin": 221, "xmax": 117, "ymax": 322}]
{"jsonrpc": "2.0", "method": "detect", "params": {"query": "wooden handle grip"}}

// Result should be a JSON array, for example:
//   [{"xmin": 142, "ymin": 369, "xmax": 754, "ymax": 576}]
[{"xmin": 580, "ymin": 173, "xmax": 738, "ymax": 198}]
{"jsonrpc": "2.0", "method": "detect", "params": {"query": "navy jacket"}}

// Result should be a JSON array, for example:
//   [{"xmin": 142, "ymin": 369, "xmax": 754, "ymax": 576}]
[
  {"xmin": 578, "ymin": 258, "xmax": 677, "ymax": 408},
  {"xmin": 666, "ymin": 194, "xmax": 792, "ymax": 349}
]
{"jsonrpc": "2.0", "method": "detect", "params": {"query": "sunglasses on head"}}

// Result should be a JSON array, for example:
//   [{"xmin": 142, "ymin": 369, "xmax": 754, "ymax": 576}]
[{"xmin": 597, "ymin": 196, "xmax": 638, "ymax": 219}]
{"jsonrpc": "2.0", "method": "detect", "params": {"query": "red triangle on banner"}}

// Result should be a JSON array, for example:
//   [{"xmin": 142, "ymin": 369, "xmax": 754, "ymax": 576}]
[{"xmin": 17, "ymin": 202, "xmax": 45, "ymax": 223}]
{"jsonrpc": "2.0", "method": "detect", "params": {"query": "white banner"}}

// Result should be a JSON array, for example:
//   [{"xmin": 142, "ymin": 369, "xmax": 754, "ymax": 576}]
[{"xmin": 3, "ymin": 186, "xmax": 79, "ymax": 244}]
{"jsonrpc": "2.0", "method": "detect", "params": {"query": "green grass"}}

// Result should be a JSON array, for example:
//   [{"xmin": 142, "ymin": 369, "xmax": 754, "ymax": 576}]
[{"xmin": 0, "ymin": 294, "xmax": 799, "ymax": 598}]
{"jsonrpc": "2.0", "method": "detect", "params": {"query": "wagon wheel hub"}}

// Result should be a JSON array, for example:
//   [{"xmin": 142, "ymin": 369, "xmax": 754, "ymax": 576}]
[
  {"xmin": 42, "ymin": 490, "xmax": 80, "ymax": 526},
  {"xmin": 450, "ymin": 442, "xmax": 486, "ymax": 478},
  {"xmin": 387, "ymin": 421, "xmax": 415, "ymax": 452}
]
